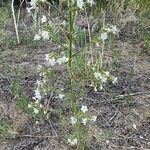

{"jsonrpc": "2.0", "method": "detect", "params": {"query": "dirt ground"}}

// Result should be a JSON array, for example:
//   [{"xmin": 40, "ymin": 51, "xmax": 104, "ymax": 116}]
[{"xmin": 0, "ymin": 7, "xmax": 150, "ymax": 150}]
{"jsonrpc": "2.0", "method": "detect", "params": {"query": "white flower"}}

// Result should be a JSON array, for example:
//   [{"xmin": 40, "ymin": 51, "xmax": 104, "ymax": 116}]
[
  {"xmin": 105, "ymin": 25, "xmax": 119, "ymax": 34},
  {"xmin": 87, "ymin": 60, "xmax": 91, "ymax": 66},
  {"xmin": 57, "ymin": 56, "xmax": 69, "ymax": 65},
  {"xmin": 94, "ymin": 72, "xmax": 102, "ymax": 80},
  {"xmin": 45, "ymin": 54, "xmax": 49, "ymax": 61},
  {"xmin": 33, "ymin": 89, "xmax": 42, "ymax": 100},
  {"xmin": 48, "ymin": 57, "xmax": 56, "ymax": 66},
  {"xmin": 94, "ymin": 87, "xmax": 97, "ymax": 92},
  {"xmin": 100, "ymin": 32, "xmax": 108, "ymax": 42},
  {"xmin": 34, "ymin": 107, "xmax": 39, "ymax": 114},
  {"xmin": 44, "ymin": 110, "xmax": 47, "ymax": 114},
  {"xmin": 132, "ymin": 124, "xmax": 137, "ymax": 129},
  {"xmin": 28, "ymin": 103, "xmax": 32, "ymax": 108},
  {"xmin": 82, "ymin": 118, "xmax": 88, "ymax": 125},
  {"xmin": 37, "ymin": 65, "xmax": 42, "ymax": 70},
  {"xmin": 81, "ymin": 105, "xmax": 88, "ymax": 113},
  {"xmin": 91, "ymin": 116, "xmax": 97, "ymax": 122},
  {"xmin": 105, "ymin": 71, "xmax": 109, "ymax": 76},
  {"xmin": 41, "ymin": 15, "xmax": 47, "ymax": 24},
  {"xmin": 68, "ymin": 138, "xmax": 78, "ymax": 145},
  {"xmin": 36, "ymin": 80, "xmax": 41, "ymax": 86},
  {"xmin": 26, "ymin": 7, "xmax": 33, "ymax": 13},
  {"xmin": 100, "ymin": 85, "xmax": 103, "ymax": 90},
  {"xmin": 70, "ymin": 116, "xmax": 77, "ymax": 125},
  {"xmin": 87, "ymin": 0, "xmax": 95, "ymax": 6},
  {"xmin": 105, "ymin": 27, "xmax": 112, "ymax": 32},
  {"xmin": 58, "ymin": 94, "xmax": 65, "ymax": 99},
  {"xmin": 41, "ymin": 30, "xmax": 49, "ymax": 40},
  {"xmin": 112, "ymin": 77, "xmax": 118, "ymax": 84},
  {"xmin": 139, "ymin": 135, "xmax": 143, "ymax": 139},
  {"xmin": 39, "ymin": 72, "xmax": 45, "ymax": 77},
  {"xmin": 76, "ymin": 0, "xmax": 84, "ymax": 9},
  {"xmin": 110, "ymin": 25, "xmax": 119, "ymax": 34},
  {"xmin": 30, "ymin": 0, "xmax": 38, "ymax": 7},
  {"xmin": 34, "ymin": 34, "xmax": 41, "ymax": 40},
  {"xmin": 101, "ymin": 76, "xmax": 107, "ymax": 83},
  {"xmin": 39, "ymin": 104, "xmax": 43, "ymax": 108},
  {"xmin": 62, "ymin": 20, "xmax": 66, "ymax": 26}
]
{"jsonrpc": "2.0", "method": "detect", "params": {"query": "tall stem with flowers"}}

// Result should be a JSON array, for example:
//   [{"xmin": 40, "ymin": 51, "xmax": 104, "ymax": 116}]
[
  {"xmin": 25, "ymin": 0, "xmax": 119, "ymax": 149},
  {"xmin": 68, "ymin": 0, "xmax": 77, "ymax": 114}
]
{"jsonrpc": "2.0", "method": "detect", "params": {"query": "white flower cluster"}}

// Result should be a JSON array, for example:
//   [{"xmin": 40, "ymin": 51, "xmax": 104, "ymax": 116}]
[
  {"xmin": 58, "ymin": 93, "xmax": 65, "ymax": 99},
  {"xmin": 68, "ymin": 106, "xmax": 97, "ymax": 146},
  {"xmin": 112, "ymin": 76, "xmax": 118, "ymax": 84},
  {"xmin": 34, "ymin": 30, "xmax": 49, "ymax": 40},
  {"xmin": 68, "ymin": 105, "xmax": 97, "ymax": 146},
  {"xmin": 28, "ymin": 66, "xmax": 49, "ymax": 115},
  {"xmin": 28, "ymin": 100, "xmax": 47, "ymax": 114},
  {"xmin": 26, "ymin": 0, "xmax": 38, "ymax": 13},
  {"xmin": 81, "ymin": 105, "xmax": 88, "ymax": 113},
  {"xmin": 70, "ymin": 116, "xmax": 77, "ymax": 125},
  {"xmin": 70, "ymin": 105, "xmax": 97, "ymax": 126},
  {"xmin": 94, "ymin": 71, "xmax": 117, "ymax": 90},
  {"xmin": 28, "ymin": 100, "xmax": 43, "ymax": 114},
  {"xmin": 41, "ymin": 15, "xmax": 47, "ymax": 24},
  {"xmin": 68, "ymin": 138, "xmax": 78, "ymax": 146},
  {"xmin": 75, "ymin": 0, "xmax": 95, "ymax": 9},
  {"xmin": 100, "ymin": 32, "xmax": 108, "ymax": 42},
  {"xmin": 32, "ymin": 66, "xmax": 48, "ymax": 103},
  {"xmin": 105, "ymin": 25, "xmax": 119, "ymax": 34},
  {"xmin": 100, "ymin": 25, "xmax": 119, "ymax": 42},
  {"xmin": 32, "ymin": 79, "xmax": 43, "ymax": 101},
  {"xmin": 33, "ymin": 15, "xmax": 49, "ymax": 40},
  {"xmin": 27, "ymin": 0, "xmax": 47, "ymax": 13},
  {"xmin": 45, "ymin": 54, "xmax": 69, "ymax": 66},
  {"xmin": 32, "ymin": 76, "xmax": 47, "ymax": 101},
  {"xmin": 76, "ymin": 0, "xmax": 84, "ymax": 9},
  {"xmin": 94, "ymin": 71, "xmax": 109, "ymax": 82}
]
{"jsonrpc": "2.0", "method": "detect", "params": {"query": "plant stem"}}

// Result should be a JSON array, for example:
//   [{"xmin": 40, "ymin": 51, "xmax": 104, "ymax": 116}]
[
  {"xmin": 100, "ymin": 11, "xmax": 106, "ymax": 69},
  {"xmin": 68, "ymin": 1, "xmax": 77, "ymax": 114},
  {"xmin": 11, "ymin": 0, "xmax": 20, "ymax": 44},
  {"xmin": 100, "ymin": 41, "xmax": 105, "ymax": 69},
  {"xmin": 68, "ymin": 5, "xmax": 73, "ymax": 68}
]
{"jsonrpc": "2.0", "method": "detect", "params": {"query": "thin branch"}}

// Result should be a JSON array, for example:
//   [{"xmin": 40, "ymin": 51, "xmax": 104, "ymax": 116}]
[{"xmin": 114, "ymin": 91, "xmax": 150, "ymax": 99}]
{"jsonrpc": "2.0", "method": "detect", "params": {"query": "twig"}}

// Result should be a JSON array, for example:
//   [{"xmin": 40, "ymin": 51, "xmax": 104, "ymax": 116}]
[
  {"xmin": 17, "ymin": 0, "xmax": 25, "ymax": 27},
  {"xmin": 109, "ymin": 136, "xmax": 150, "ymax": 141},
  {"xmin": 19, "ymin": 134, "xmax": 57, "ymax": 138},
  {"xmin": 46, "ymin": 119, "xmax": 58, "ymax": 137},
  {"xmin": 85, "ymin": 91, "xmax": 150, "ymax": 104},
  {"xmin": 108, "ymin": 143, "xmax": 148, "ymax": 150},
  {"xmin": 114, "ymin": 92, "xmax": 150, "ymax": 99},
  {"xmin": 14, "ymin": 132, "xmax": 57, "ymax": 138}
]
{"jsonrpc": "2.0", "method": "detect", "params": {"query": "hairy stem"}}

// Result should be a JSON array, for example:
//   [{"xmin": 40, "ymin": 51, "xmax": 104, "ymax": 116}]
[{"xmin": 68, "ymin": 0, "xmax": 77, "ymax": 114}]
